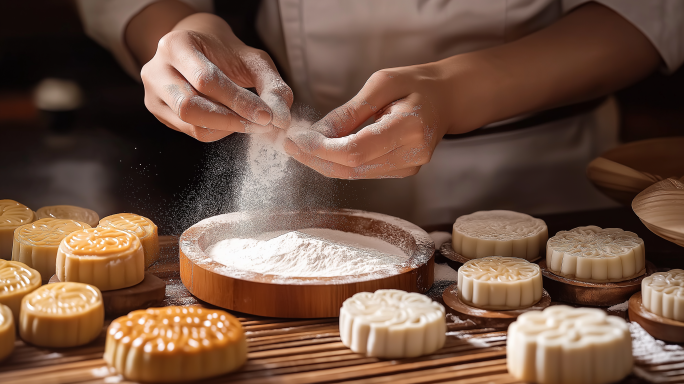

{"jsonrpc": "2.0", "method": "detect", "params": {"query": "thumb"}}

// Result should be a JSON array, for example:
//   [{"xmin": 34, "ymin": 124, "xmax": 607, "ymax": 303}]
[
  {"xmin": 310, "ymin": 70, "xmax": 408, "ymax": 138},
  {"xmin": 243, "ymin": 51, "xmax": 294, "ymax": 130}
]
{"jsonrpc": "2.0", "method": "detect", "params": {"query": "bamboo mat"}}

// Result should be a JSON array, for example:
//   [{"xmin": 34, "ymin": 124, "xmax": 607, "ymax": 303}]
[{"xmin": 1, "ymin": 236, "xmax": 683, "ymax": 384}]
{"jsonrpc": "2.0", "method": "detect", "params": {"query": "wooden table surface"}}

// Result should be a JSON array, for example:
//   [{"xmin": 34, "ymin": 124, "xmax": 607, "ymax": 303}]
[{"xmin": 1, "ymin": 207, "xmax": 683, "ymax": 384}]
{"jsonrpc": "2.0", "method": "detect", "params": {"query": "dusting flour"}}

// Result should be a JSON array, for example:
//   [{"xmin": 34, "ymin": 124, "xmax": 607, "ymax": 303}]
[{"xmin": 206, "ymin": 228, "xmax": 408, "ymax": 277}]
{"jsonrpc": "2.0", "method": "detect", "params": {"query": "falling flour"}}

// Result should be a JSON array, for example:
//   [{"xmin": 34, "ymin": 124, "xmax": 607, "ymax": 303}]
[{"xmin": 206, "ymin": 228, "xmax": 408, "ymax": 277}]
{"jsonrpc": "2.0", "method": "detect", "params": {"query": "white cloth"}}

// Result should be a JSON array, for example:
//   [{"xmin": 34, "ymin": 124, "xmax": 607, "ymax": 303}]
[
  {"xmin": 76, "ymin": 0, "xmax": 213, "ymax": 79},
  {"xmin": 257, "ymin": 0, "xmax": 684, "ymax": 114},
  {"xmin": 77, "ymin": 0, "xmax": 684, "ymax": 225}
]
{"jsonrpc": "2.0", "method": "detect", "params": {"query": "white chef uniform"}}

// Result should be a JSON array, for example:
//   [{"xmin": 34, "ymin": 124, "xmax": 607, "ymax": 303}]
[{"xmin": 78, "ymin": 0, "xmax": 684, "ymax": 226}]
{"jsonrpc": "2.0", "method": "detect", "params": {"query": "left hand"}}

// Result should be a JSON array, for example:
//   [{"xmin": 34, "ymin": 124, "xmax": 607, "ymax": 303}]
[{"xmin": 283, "ymin": 65, "xmax": 460, "ymax": 179}]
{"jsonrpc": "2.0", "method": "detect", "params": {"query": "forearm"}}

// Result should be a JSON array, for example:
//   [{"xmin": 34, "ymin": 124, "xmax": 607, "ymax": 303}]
[
  {"xmin": 125, "ymin": 0, "xmax": 197, "ymax": 67},
  {"xmin": 439, "ymin": 3, "xmax": 661, "ymax": 134}
]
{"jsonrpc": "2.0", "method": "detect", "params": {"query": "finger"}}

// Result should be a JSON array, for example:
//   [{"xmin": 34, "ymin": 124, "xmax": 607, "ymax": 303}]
[
  {"xmin": 241, "ymin": 51, "xmax": 294, "ymax": 130},
  {"xmin": 161, "ymin": 81, "xmax": 273, "ymax": 134},
  {"xmin": 153, "ymin": 99, "xmax": 233, "ymax": 142},
  {"xmin": 285, "ymin": 140, "xmax": 420, "ymax": 179},
  {"xmin": 287, "ymin": 99, "xmax": 423, "ymax": 167},
  {"xmin": 167, "ymin": 43, "xmax": 273, "ymax": 126},
  {"xmin": 310, "ymin": 70, "xmax": 409, "ymax": 138}
]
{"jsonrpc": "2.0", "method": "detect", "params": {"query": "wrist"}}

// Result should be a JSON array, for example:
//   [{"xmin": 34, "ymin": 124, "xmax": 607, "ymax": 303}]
[
  {"xmin": 430, "ymin": 53, "xmax": 512, "ymax": 135},
  {"xmin": 431, "ymin": 51, "xmax": 522, "ymax": 134},
  {"xmin": 125, "ymin": 0, "xmax": 197, "ymax": 67},
  {"xmin": 173, "ymin": 13, "xmax": 242, "ymax": 46}
]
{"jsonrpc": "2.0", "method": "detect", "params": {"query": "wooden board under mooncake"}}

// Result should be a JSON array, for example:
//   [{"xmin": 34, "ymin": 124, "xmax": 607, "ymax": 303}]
[
  {"xmin": 442, "ymin": 285, "xmax": 551, "ymax": 329},
  {"xmin": 180, "ymin": 209, "xmax": 435, "ymax": 318},
  {"xmin": 629, "ymin": 291, "xmax": 684, "ymax": 343},
  {"xmin": 439, "ymin": 240, "xmax": 541, "ymax": 270},
  {"xmin": 539, "ymin": 259, "xmax": 656, "ymax": 307},
  {"xmin": 49, "ymin": 273, "xmax": 165, "ymax": 317}
]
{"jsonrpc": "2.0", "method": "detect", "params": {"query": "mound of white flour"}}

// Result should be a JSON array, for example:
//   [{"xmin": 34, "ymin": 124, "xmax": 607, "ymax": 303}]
[{"xmin": 206, "ymin": 228, "xmax": 408, "ymax": 277}]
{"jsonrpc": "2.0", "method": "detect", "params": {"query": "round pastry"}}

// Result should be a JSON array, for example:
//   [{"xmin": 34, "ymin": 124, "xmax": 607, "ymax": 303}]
[
  {"xmin": 104, "ymin": 306, "xmax": 247, "ymax": 383},
  {"xmin": 56, "ymin": 227, "xmax": 144, "ymax": 291},
  {"xmin": 546, "ymin": 226, "xmax": 645, "ymax": 283},
  {"xmin": 20, "ymin": 282, "xmax": 103, "ymax": 347},
  {"xmin": 12, "ymin": 218, "xmax": 91, "ymax": 281},
  {"xmin": 0, "ymin": 199, "xmax": 35, "ymax": 260},
  {"xmin": 642, "ymin": 269, "xmax": 684, "ymax": 322},
  {"xmin": 458, "ymin": 256, "xmax": 542, "ymax": 310},
  {"xmin": 36, "ymin": 205, "xmax": 99, "ymax": 228},
  {"xmin": 507, "ymin": 305, "xmax": 632, "ymax": 384},
  {"xmin": 452, "ymin": 210, "xmax": 547, "ymax": 261},
  {"xmin": 0, "ymin": 304, "xmax": 14, "ymax": 362},
  {"xmin": 0, "ymin": 259, "xmax": 41, "ymax": 323},
  {"xmin": 98, "ymin": 213, "xmax": 160, "ymax": 268},
  {"xmin": 339, "ymin": 289, "xmax": 446, "ymax": 358}
]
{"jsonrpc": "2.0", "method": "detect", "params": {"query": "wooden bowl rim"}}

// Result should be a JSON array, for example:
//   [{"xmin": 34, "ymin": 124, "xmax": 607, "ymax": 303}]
[
  {"xmin": 179, "ymin": 209, "xmax": 434, "ymax": 286},
  {"xmin": 601, "ymin": 136, "xmax": 684, "ymax": 163}
]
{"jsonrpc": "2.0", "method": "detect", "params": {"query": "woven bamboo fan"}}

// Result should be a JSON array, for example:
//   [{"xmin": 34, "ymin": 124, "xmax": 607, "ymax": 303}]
[
  {"xmin": 632, "ymin": 177, "xmax": 684, "ymax": 248},
  {"xmin": 586, "ymin": 137, "xmax": 684, "ymax": 205}
]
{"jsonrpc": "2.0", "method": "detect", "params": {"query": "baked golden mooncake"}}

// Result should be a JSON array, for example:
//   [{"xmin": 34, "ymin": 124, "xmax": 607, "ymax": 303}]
[
  {"xmin": 0, "ymin": 259, "xmax": 42, "ymax": 324},
  {"xmin": 0, "ymin": 199, "xmax": 35, "ymax": 260},
  {"xmin": 0, "ymin": 303, "xmax": 14, "ymax": 361},
  {"xmin": 98, "ymin": 213, "xmax": 160, "ymax": 268},
  {"xmin": 20, "ymin": 282, "xmax": 104, "ymax": 348},
  {"xmin": 36, "ymin": 205, "xmax": 99, "ymax": 228},
  {"xmin": 104, "ymin": 306, "xmax": 247, "ymax": 382},
  {"xmin": 12, "ymin": 218, "xmax": 91, "ymax": 281},
  {"xmin": 56, "ymin": 227, "xmax": 144, "ymax": 291}
]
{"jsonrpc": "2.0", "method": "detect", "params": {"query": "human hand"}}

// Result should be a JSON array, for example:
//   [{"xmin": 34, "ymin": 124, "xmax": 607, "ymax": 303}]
[
  {"xmin": 141, "ymin": 13, "xmax": 293, "ymax": 142},
  {"xmin": 283, "ymin": 64, "xmax": 474, "ymax": 179}
]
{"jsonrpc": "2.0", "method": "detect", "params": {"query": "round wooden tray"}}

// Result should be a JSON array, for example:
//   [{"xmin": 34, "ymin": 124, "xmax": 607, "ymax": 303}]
[
  {"xmin": 628, "ymin": 291, "xmax": 684, "ymax": 343},
  {"xmin": 179, "ymin": 209, "xmax": 435, "ymax": 318},
  {"xmin": 442, "ymin": 284, "xmax": 551, "ymax": 329},
  {"xmin": 439, "ymin": 240, "xmax": 541, "ymax": 271},
  {"xmin": 538, "ymin": 259, "xmax": 656, "ymax": 307},
  {"xmin": 49, "ymin": 273, "xmax": 166, "ymax": 317}
]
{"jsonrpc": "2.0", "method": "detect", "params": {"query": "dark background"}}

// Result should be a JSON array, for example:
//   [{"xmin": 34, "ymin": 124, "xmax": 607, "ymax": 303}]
[{"xmin": 1, "ymin": 1, "xmax": 683, "ymax": 236}]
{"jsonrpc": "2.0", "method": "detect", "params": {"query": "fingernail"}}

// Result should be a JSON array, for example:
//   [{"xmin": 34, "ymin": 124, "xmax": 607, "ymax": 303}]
[{"xmin": 255, "ymin": 110, "xmax": 272, "ymax": 126}]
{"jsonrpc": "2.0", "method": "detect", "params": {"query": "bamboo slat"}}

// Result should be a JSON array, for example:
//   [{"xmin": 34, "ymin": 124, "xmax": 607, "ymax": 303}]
[{"xmin": 0, "ymin": 235, "xmax": 681, "ymax": 384}]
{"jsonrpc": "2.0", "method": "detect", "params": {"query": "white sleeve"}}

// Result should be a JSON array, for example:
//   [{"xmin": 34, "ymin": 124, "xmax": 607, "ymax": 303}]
[
  {"xmin": 563, "ymin": 0, "xmax": 684, "ymax": 74},
  {"xmin": 76, "ymin": 0, "xmax": 214, "ymax": 80}
]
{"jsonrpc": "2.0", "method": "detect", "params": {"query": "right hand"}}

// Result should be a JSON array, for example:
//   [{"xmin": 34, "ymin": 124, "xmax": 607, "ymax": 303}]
[{"xmin": 141, "ymin": 13, "xmax": 293, "ymax": 142}]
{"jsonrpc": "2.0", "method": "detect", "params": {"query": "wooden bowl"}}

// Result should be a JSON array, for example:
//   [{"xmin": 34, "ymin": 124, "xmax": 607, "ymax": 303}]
[
  {"xmin": 179, "ymin": 209, "xmax": 435, "ymax": 318},
  {"xmin": 586, "ymin": 137, "xmax": 684, "ymax": 205},
  {"xmin": 632, "ymin": 177, "xmax": 684, "ymax": 247}
]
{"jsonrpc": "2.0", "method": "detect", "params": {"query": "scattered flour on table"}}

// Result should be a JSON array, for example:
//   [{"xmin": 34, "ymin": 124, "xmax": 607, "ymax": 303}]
[
  {"xmin": 207, "ymin": 228, "xmax": 408, "ymax": 277},
  {"xmin": 630, "ymin": 322, "xmax": 684, "ymax": 364},
  {"xmin": 607, "ymin": 300, "xmax": 629, "ymax": 312},
  {"xmin": 434, "ymin": 263, "xmax": 459, "ymax": 282}
]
